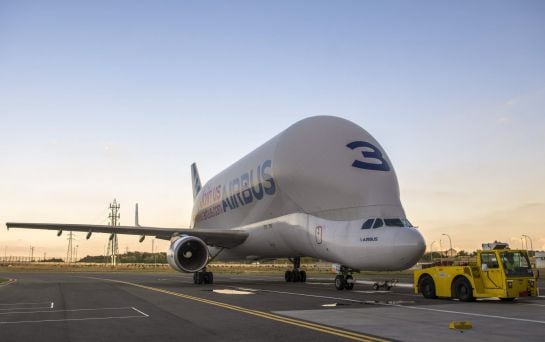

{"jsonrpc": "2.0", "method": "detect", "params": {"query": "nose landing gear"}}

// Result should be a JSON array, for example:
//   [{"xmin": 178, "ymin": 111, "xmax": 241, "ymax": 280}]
[
  {"xmin": 335, "ymin": 266, "xmax": 355, "ymax": 290},
  {"xmin": 285, "ymin": 257, "xmax": 307, "ymax": 283}
]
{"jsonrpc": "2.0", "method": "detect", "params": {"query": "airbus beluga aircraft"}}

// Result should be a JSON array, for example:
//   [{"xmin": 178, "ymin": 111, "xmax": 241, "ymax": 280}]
[{"xmin": 7, "ymin": 116, "xmax": 426, "ymax": 290}]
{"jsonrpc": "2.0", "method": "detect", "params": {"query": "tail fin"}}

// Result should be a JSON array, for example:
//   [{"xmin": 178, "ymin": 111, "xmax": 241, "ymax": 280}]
[{"xmin": 191, "ymin": 163, "xmax": 202, "ymax": 199}]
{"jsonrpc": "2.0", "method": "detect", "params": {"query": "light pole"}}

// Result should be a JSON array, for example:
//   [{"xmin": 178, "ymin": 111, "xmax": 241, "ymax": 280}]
[
  {"xmin": 522, "ymin": 234, "xmax": 533, "ymax": 251},
  {"xmin": 430, "ymin": 241, "xmax": 436, "ymax": 262},
  {"xmin": 442, "ymin": 233, "xmax": 453, "ymax": 257},
  {"xmin": 520, "ymin": 237, "xmax": 525, "ymax": 249},
  {"xmin": 439, "ymin": 239, "xmax": 443, "ymax": 263},
  {"xmin": 522, "ymin": 235, "xmax": 533, "ymax": 256}
]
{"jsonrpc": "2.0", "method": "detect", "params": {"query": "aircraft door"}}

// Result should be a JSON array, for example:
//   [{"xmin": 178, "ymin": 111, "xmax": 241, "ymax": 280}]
[{"xmin": 315, "ymin": 225, "xmax": 322, "ymax": 244}]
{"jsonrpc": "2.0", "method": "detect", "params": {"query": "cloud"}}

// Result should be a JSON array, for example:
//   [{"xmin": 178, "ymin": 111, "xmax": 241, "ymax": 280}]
[
  {"xmin": 497, "ymin": 116, "xmax": 509, "ymax": 124},
  {"xmin": 505, "ymin": 99, "xmax": 517, "ymax": 107}
]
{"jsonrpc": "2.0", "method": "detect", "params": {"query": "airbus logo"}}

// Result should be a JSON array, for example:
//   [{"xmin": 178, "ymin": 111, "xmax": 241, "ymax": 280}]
[{"xmin": 346, "ymin": 141, "xmax": 391, "ymax": 171}]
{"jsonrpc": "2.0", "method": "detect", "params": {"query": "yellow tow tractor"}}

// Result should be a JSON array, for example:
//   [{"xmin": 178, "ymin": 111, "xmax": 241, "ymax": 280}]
[{"xmin": 414, "ymin": 242, "xmax": 539, "ymax": 301}]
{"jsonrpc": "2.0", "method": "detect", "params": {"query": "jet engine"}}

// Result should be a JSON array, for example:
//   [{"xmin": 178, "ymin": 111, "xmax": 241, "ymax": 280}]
[{"xmin": 167, "ymin": 235, "xmax": 209, "ymax": 273}]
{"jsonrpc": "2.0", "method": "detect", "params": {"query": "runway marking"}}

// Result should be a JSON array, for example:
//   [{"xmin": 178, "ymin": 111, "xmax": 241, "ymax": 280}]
[
  {"xmin": 0, "ymin": 302, "xmax": 51, "ymax": 306},
  {"xmin": 131, "ymin": 307, "xmax": 149, "ymax": 317},
  {"xmin": 0, "ymin": 306, "xmax": 141, "ymax": 315},
  {"xmin": 86, "ymin": 276, "xmax": 389, "ymax": 342},
  {"xmin": 0, "ymin": 315, "xmax": 147, "ymax": 325},
  {"xmin": 0, "ymin": 306, "xmax": 149, "ymax": 325},
  {"xmin": 213, "ymin": 289, "xmax": 254, "ymax": 295},
  {"xmin": 236, "ymin": 287, "xmax": 364, "ymax": 303},
  {"xmin": 236, "ymin": 286, "xmax": 545, "ymax": 325},
  {"xmin": 0, "ymin": 306, "xmax": 52, "ymax": 312},
  {"xmin": 384, "ymin": 304, "xmax": 545, "ymax": 324}
]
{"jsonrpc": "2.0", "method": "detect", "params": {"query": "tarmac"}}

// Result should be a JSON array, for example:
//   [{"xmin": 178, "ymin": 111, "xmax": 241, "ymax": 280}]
[{"xmin": 0, "ymin": 272, "xmax": 543, "ymax": 341}]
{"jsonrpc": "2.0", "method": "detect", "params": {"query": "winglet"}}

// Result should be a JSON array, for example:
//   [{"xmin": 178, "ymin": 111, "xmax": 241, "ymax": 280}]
[{"xmin": 191, "ymin": 163, "xmax": 202, "ymax": 199}]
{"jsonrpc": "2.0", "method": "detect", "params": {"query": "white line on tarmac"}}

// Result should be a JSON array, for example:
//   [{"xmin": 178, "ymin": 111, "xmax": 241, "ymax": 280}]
[
  {"xmin": 0, "ymin": 315, "xmax": 147, "ymax": 325},
  {"xmin": 131, "ymin": 307, "xmax": 149, "ymax": 317},
  {"xmin": 235, "ymin": 287, "xmax": 364, "ymax": 303},
  {"xmin": 0, "ymin": 306, "xmax": 139, "ymax": 315},
  {"xmin": 0, "ymin": 306, "xmax": 52, "ymax": 312},
  {"xmin": 383, "ymin": 303, "xmax": 545, "ymax": 324},
  {"xmin": 0, "ymin": 302, "xmax": 51, "ymax": 306},
  {"xmin": 241, "ymin": 286, "xmax": 545, "ymax": 325}
]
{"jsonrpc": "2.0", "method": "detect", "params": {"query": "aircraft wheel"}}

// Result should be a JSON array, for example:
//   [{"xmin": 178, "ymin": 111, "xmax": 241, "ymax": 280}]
[
  {"xmin": 291, "ymin": 270, "xmax": 300, "ymax": 282},
  {"xmin": 193, "ymin": 272, "xmax": 199, "ymax": 284},
  {"xmin": 300, "ymin": 271, "xmax": 307, "ymax": 283},
  {"xmin": 372, "ymin": 283, "xmax": 380, "ymax": 291},
  {"xmin": 335, "ymin": 275, "xmax": 345, "ymax": 290},
  {"xmin": 345, "ymin": 275, "xmax": 354, "ymax": 290},
  {"xmin": 285, "ymin": 271, "xmax": 292, "ymax": 282}
]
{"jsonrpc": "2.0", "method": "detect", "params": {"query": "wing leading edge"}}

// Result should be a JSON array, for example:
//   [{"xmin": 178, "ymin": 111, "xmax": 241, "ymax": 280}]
[{"xmin": 5, "ymin": 222, "xmax": 248, "ymax": 249}]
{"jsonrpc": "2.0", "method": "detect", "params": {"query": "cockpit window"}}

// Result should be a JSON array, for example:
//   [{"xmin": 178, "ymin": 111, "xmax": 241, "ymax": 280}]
[
  {"xmin": 384, "ymin": 219, "xmax": 404, "ymax": 227},
  {"xmin": 402, "ymin": 219, "xmax": 413, "ymax": 227},
  {"xmin": 361, "ymin": 219, "xmax": 374, "ymax": 229},
  {"xmin": 372, "ymin": 218, "xmax": 383, "ymax": 229},
  {"xmin": 384, "ymin": 218, "xmax": 413, "ymax": 227}
]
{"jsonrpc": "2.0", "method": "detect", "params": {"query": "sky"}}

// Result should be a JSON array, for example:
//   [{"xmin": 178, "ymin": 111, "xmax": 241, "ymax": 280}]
[{"xmin": 1, "ymin": 0, "xmax": 544, "ymax": 259}]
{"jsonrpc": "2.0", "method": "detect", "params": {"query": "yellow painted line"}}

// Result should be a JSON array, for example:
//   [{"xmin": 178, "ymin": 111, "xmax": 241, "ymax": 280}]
[{"xmin": 88, "ymin": 277, "xmax": 389, "ymax": 342}]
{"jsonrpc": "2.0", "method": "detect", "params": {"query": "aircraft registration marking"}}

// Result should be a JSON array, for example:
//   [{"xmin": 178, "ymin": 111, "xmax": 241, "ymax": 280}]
[{"xmin": 86, "ymin": 276, "xmax": 389, "ymax": 342}]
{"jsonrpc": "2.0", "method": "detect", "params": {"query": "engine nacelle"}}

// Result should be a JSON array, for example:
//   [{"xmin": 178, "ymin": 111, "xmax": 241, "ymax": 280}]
[{"xmin": 167, "ymin": 235, "xmax": 209, "ymax": 273}]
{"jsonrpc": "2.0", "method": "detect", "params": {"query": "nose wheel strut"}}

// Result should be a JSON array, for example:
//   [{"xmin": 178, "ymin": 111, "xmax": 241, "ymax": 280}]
[
  {"xmin": 335, "ymin": 266, "xmax": 355, "ymax": 290},
  {"xmin": 285, "ymin": 257, "xmax": 307, "ymax": 283}
]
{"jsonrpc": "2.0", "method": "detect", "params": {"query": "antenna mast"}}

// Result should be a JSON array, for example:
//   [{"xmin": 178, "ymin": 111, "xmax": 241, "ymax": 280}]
[{"xmin": 107, "ymin": 199, "xmax": 120, "ymax": 265}]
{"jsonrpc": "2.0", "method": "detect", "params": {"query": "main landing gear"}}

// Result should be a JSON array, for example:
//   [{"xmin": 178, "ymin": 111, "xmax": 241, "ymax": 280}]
[
  {"xmin": 285, "ymin": 257, "xmax": 307, "ymax": 283},
  {"xmin": 335, "ymin": 266, "xmax": 355, "ymax": 291},
  {"xmin": 193, "ymin": 268, "xmax": 214, "ymax": 285}
]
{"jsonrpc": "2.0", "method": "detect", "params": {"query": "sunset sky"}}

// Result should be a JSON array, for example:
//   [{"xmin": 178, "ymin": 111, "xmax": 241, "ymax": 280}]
[{"xmin": 1, "ymin": 1, "xmax": 544, "ymax": 259}]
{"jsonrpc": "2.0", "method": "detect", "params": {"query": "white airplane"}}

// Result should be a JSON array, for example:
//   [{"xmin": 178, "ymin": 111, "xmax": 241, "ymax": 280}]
[{"xmin": 7, "ymin": 116, "xmax": 425, "ymax": 290}]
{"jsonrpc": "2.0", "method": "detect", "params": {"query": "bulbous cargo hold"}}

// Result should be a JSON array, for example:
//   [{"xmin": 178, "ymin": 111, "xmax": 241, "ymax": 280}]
[{"xmin": 192, "ymin": 116, "xmax": 406, "ymax": 228}]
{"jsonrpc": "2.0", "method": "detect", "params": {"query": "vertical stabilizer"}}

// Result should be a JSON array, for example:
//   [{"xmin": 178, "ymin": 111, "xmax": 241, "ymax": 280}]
[{"xmin": 191, "ymin": 163, "xmax": 202, "ymax": 199}]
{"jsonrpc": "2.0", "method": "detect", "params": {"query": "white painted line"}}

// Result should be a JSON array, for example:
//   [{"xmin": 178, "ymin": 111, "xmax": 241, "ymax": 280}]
[
  {"xmin": 522, "ymin": 303, "xmax": 545, "ymax": 307},
  {"xmin": 131, "ymin": 307, "xmax": 149, "ymax": 317},
  {"xmin": 0, "ymin": 306, "xmax": 137, "ymax": 316},
  {"xmin": 240, "ymin": 285, "xmax": 545, "ymax": 324},
  {"xmin": 0, "ymin": 315, "xmax": 146, "ymax": 325},
  {"xmin": 235, "ymin": 287, "xmax": 363, "ymax": 303},
  {"xmin": 384, "ymin": 303, "xmax": 545, "ymax": 325},
  {"xmin": 0, "ymin": 306, "xmax": 52, "ymax": 312},
  {"xmin": 0, "ymin": 302, "xmax": 51, "ymax": 306}
]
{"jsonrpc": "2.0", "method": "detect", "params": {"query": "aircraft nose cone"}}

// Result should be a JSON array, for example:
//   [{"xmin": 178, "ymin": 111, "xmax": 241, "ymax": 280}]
[{"xmin": 393, "ymin": 228, "xmax": 426, "ymax": 269}]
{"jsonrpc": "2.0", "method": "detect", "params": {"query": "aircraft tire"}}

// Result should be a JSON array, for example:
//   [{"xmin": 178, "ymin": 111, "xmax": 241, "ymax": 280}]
[
  {"xmin": 335, "ymin": 275, "xmax": 345, "ymax": 290},
  {"xmin": 285, "ymin": 271, "xmax": 292, "ymax": 282},
  {"xmin": 345, "ymin": 275, "xmax": 354, "ymax": 290},
  {"xmin": 300, "ymin": 271, "xmax": 307, "ymax": 283}
]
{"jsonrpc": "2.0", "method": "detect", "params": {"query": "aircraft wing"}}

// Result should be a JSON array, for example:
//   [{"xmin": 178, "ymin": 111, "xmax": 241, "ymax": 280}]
[{"xmin": 5, "ymin": 222, "xmax": 248, "ymax": 248}]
